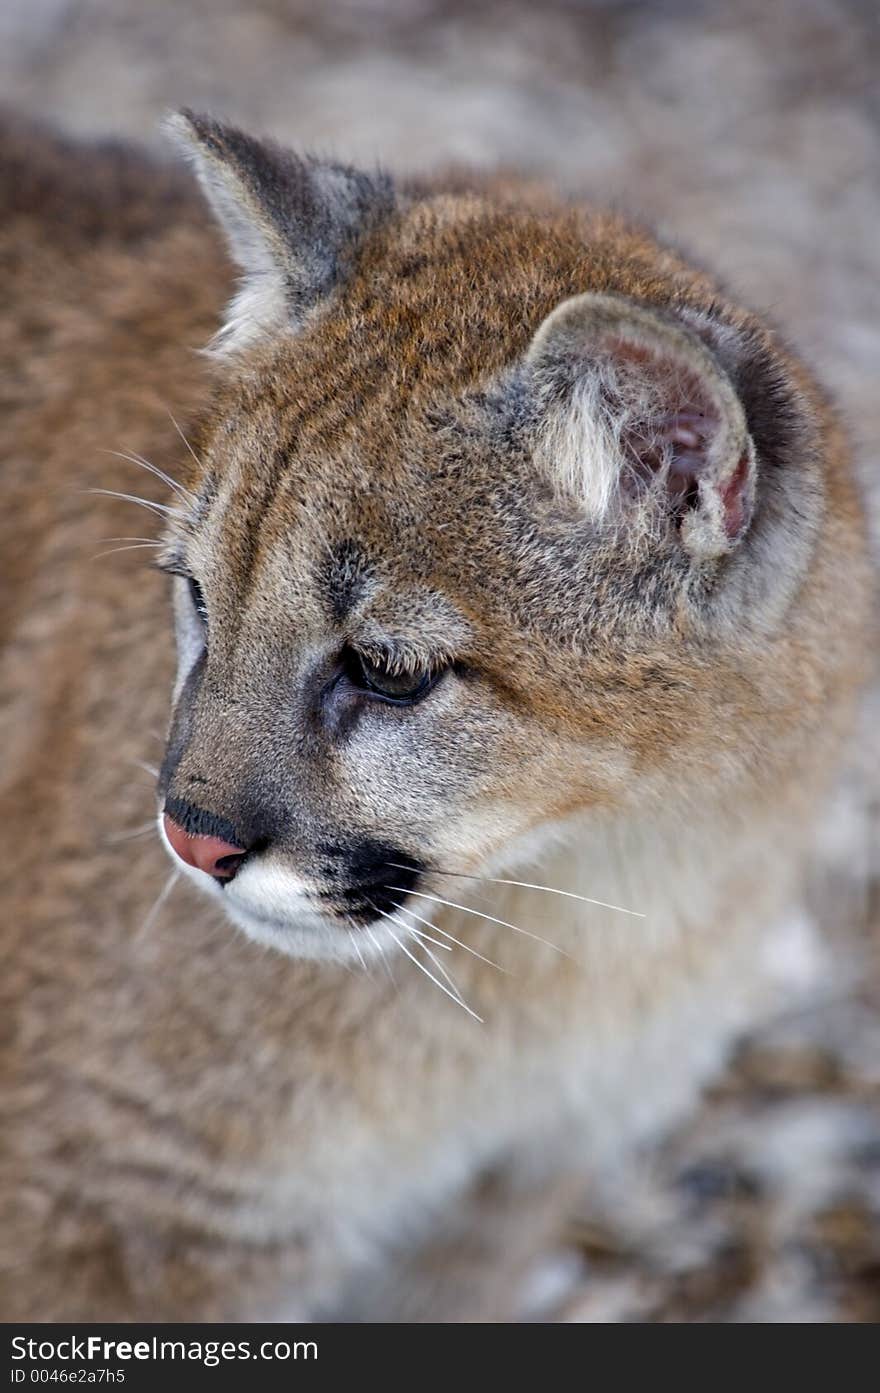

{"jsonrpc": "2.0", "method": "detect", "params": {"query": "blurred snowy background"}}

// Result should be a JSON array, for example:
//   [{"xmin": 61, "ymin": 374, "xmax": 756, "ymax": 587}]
[{"xmin": 4, "ymin": 0, "xmax": 877, "ymax": 1320}]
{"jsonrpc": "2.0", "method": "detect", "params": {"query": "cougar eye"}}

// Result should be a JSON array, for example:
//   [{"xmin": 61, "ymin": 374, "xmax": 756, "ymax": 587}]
[
  {"xmin": 348, "ymin": 650, "xmax": 437, "ymax": 704},
  {"xmin": 188, "ymin": 576, "xmax": 207, "ymax": 625}
]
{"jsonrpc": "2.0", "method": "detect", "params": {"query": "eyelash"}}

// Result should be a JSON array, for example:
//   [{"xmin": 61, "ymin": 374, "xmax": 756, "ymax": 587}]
[
  {"xmin": 188, "ymin": 576, "xmax": 208, "ymax": 624},
  {"xmin": 343, "ymin": 647, "xmax": 441, "ymax": 705}
]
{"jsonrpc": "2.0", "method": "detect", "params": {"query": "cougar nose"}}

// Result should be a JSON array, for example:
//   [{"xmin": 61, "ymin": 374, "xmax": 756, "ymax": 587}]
[{"xmin": 162, "ymin": 814, "xmax": 247, "ymax": 882}]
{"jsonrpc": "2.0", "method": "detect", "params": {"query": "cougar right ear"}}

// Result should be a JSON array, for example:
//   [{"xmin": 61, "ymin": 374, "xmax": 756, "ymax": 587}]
[
  {"xmin": 166, "ymin": 110, "xmax": 395, "ymax": 356},
  {"xmin": 527, "ymin": 293, "xmax": 757, "ymax": 560}
]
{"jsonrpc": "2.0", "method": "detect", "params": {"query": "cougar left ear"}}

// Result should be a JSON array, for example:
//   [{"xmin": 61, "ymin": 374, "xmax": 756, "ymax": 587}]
[
  {"xmin": 526, "ymin": 293, "xmax": 757, "ymax": 559},
  {"xmin": 166, "ymin": 110, "xmax": 395, "ymax": 356}
]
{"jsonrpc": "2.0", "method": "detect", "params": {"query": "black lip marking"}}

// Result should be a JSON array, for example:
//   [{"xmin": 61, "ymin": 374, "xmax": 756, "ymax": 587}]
[{"xmin": 315, "ymin": 842, "xmax": 423, "ymax": 924}]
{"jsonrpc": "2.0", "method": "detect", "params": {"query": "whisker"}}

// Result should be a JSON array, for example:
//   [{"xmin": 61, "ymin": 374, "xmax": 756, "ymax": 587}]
[
  {"xmin": 103, "ymin": 821, "xmax": 157, "ymax": 846},
  {"xmin": 92, "ymin": 542, "xmax": 165, "ymax": 560},
  {"xmin": 388, "ymin": 862, "xmax": 644, "ymax": 919},
  {"xmin": 364, "ymin": 925, "xmax": 396, "ymax": 984},
  {"xmin": 406, "ymin": 930, "xmax": 453, "ymax": 959},
  {"xmin": 405, "ymin": 931, "xmax": 463, "ymax": 997},
  {"xmin": 385, "ymin": 886, "xmax": 569, "ymax": 957},
  {"xmin": 99, "ymin": 536, "xmax": 163, "ymax": 545},
  {"xmin": 384, "ymin": 926, "xmax": 483, "ymax": 1023},
  {"xmin": 131, "ymin": 759, "xmax": 159, "ymax": 779},
  {"xmin": 394, "ymin": 920, "xmax": 453, "ymax": 952},
  {"xmin": 346, "ymin": 927, "xmax": 369, "ymax": 973},
  {"xmin": 134, "ymin": 870, "xmax": 179, "ymax": 943},
  {"xmin": 378, "ymin": 908, "xmax": 464, "ymax": 999},
  {"xmin": 100, "ymin": 448, "xmax": 193, "ymax": 502},
  {"xmin": 165, "ymin": 408, "xmax": 204, "ymax": 472},
  {"xmin": 370, "ymin": 903, "xmax": 454, "ymax": 964},
  {"xmin": 397, "ymin": 904, "xmax": 507, "ymax": 972},
  {"xmin": 369, "ymin": 901, "xmax": 481, "ymax": 1021},
  {"xmin": 85, "ymin": 488, "xmax": 183, "ymax": 520}
]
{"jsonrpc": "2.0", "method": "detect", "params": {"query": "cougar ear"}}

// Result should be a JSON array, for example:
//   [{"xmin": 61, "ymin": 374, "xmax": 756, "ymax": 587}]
[
  {"xmin": 165, "ymin": 110, "xmax": 395, "ymax": 356},
  {"xmin": 526, "ymin": 292, "xmax": 757, "ymax": 560}
]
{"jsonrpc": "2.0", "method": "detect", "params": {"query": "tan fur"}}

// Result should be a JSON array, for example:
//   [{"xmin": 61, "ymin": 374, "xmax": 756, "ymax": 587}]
[{"xmin": 0, "ymin": 113, "xmax": 872, "ymax": 1321}]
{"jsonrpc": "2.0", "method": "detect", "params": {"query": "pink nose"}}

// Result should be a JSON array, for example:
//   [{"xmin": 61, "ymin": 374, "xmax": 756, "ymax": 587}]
[{"xmin": 163, "ymin": 814, "xmax": 246, "ymax": 881}]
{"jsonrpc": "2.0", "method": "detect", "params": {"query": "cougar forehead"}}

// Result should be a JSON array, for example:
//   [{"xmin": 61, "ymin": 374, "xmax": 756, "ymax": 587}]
[{"xmin": 176, "ymin": 196, "xmax": 708, "ymax": 656}]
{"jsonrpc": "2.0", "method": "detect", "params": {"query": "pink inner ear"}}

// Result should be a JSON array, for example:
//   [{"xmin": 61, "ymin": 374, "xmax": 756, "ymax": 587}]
[
  {"xmin": 720, "ymin": 453, "xmax": 751, "ymax": 539},
  {"xmin": 604, "ymin": 335, "xmax": 718, "ymax": 471},
  {"xmin": 596, "ymin": 328, "xmax": 752, "ymax": 544},
  {"xmin": 663, "ymin": 410, "xmax": 714, "ymax": 479},
  {"xmin": 626, "ymin": 408, "xmax": 718, "ymax": 506},
  {"xmin": 666, "ymin": 411, "xmax": 708, "ymax": 452}
]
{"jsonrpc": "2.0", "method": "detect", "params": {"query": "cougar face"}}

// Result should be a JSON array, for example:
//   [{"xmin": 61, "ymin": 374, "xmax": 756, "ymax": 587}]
[
  {"xmin": 157, "ymin": 112, "xmax": 822, "ymax": 962},
  {"xmin": 155, "ymin": 373, "xmax": 609, "ymax": 961}
]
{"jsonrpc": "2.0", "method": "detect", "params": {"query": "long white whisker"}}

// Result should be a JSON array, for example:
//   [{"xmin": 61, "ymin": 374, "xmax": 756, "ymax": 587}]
[
  {"xmin": 99, "ymin": 536, "xmax": 163, "ymax": 545},
  {"xmin": 92, "ymin": 542, "xmax": 165, "ymax": 560},
  {"xmin": 103, "ymin": 821, "xmax": 157, "ymax": 846},
  {"xmin": 393, "ymin": 920, "xmax": 453, "ymax": 952},
  {"xmin": 364, "ymin": 925, "xmax": 396, "ymax": 984},
  {"xmin": 384, "ymin": 926, "xmax": 483, "ymax": 1022},
  {"xmin": 406, "ymin": 931, "xmax": 463, "ymax": 996},
  {"xmin": 386, "ymin": 886, "xmax": 569, "ymax": 956},
  {"xmin": 166, "ymin": 408, "xmax": 204, "ymax": 472},
  {"xmin": 134, "ymin": 870, "xmax": 179, "ymax": 943},
  {"xmin": 131, "ymin": 759, "xmax": 159, "ymax": 778},
  {"xmin": 101, "ymin": 449, "xmax": 193, "ymax": 501},
  {"xmin": 397, "ymin": 904, "xmax": 507, "ymax": 972},
  {"xmin": 371, "ymin": 904, "xmax": 455, "ymax": 967},
  {"xmin": 377, "ymin": 907, "xmax": 464, "ymax": 1001},
  {"xmin": 86, "ymin": 488, "xmax": 183, "ymax": 519},
  {"xmin": 369, "ymin": 901, "xmax": 481, "ymax": 1020},
  {"xmin": 388, "ymin": 863, "xmax": 644, "ymax": 919},
  {"xmin": 346, "ymin": 927, "xmax": 369, "ymax": 973},
  {"xmin": 406, "ymin": 928, "xmax": 454, "ymax": 957}
]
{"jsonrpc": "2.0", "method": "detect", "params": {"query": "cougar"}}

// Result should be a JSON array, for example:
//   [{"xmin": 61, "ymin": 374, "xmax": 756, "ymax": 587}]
[{"xmin": 0, "ymin": 109, "xmax": 871, "ymax": 1321}]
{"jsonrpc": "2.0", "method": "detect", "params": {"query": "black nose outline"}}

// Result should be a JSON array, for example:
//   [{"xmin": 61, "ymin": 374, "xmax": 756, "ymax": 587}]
[{"xmin": 163, "ymin": 796, "xmax": 249, "ymax": 851}]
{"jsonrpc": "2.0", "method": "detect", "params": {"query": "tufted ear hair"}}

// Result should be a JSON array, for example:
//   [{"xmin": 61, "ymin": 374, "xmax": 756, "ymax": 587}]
[
  {"xmin": 165, "ymin": 110, "xmax": 395, "ymax": 356},
  {"xmin": 526, "ymin": 293, "xmax": 757, "ymax": 560}
]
